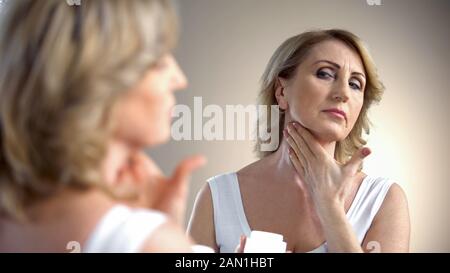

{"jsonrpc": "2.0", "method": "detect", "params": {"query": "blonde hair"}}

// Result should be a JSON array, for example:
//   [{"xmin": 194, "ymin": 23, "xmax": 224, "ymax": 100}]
[
  {"xmin": 255, "ymin": 29, "xmax": 385, "ymax": 163},
  {"xmin": 0, "ymin": 0, "xmax": 177, "ymax": 220}
]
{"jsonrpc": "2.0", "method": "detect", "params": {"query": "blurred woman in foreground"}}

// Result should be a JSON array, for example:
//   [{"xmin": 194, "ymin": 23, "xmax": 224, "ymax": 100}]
[{"xmin": 0, "ymin": 0, "xmax": 204, "ymax": 252}]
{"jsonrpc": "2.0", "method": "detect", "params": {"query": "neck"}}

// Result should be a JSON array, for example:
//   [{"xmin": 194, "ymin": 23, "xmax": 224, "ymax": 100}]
[
  {"xmin": 270, "ymin": 113, "xmax": 337, "ymax": 190},
  {"xmin": 266, "ymin": 136, "xmax": 336, "ymax": 192}
]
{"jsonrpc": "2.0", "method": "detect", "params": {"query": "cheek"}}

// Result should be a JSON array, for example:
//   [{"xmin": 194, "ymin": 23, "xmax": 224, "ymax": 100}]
[
  {"xmin": 114, "ymin": 86, "xmax": 174, "ymax": 144},
  {"xmin": 138, "ymin": 75, "xmax": 175, "ymax": 118},
  {"xmin": 348, "ymin": 98, "xmax": 364, "ymax": 124},
  {"xmin": 288, "ymin": 77, "xmax": 324, "ymax": 120},
  {"xmin": 140, "ymin": 87, "xmax": 175, "ymax": 128}
]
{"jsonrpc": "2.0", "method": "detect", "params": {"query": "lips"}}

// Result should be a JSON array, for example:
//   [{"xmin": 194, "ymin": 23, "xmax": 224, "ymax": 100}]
[{"xmin": 322, "ymin": 108, "xmax": 347, "ymax": 120}]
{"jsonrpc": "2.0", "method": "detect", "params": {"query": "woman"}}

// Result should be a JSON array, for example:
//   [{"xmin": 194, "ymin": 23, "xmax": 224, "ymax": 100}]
[
  {"xmin": 188, "ymin": 29, "xmax": 410, "ymax": 253},
  {"xmin": 0, "ymin": 0, "xmax": 205, "ymax": 252}
]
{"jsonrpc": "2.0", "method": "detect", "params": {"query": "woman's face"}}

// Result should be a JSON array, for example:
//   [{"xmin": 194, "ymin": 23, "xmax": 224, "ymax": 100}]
[
  {"xmin": 278, "ymin": 39, "xmax": 366, "ymax": 143},
  {"xmin": 114, "ymin": 54, "xmax": 187, "ymax": 147}
]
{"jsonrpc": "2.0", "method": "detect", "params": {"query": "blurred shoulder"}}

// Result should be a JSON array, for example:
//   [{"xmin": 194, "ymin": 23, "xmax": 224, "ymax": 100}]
[{"xmin": 141, "ymin": 220, "xmax": 193, "ymax": 253}]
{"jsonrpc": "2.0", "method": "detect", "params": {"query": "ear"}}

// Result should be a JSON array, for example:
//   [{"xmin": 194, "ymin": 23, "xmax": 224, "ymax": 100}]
[{"xmin": 275, "ymin": 77, "xmax": 289, "ymax": 110}]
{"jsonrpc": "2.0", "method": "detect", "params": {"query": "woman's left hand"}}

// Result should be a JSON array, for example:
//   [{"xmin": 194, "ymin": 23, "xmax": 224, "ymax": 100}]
[{"xmin": 284, "ymin": 122, "xmax": 371, "ymax": 212}]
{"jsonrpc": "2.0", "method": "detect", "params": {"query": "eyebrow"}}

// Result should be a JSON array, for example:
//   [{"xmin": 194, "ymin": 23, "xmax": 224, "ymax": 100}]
[{"xmin": 313, "ymin": 60, "xmax": 366, "ymax": 79}]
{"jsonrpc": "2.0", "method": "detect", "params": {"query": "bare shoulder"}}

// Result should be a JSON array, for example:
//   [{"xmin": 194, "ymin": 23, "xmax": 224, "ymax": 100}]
[
  {"xmin": 140, "ymin": 220, "xmax": 193, "ymax": 253},
  {"xmin": 389, "ymin": 182, "xmax": 408, "ymax": 200},
  {"xmin": 236, "ymin": 158, "xmax": 268, "ymax": 185},
  {"xmin": 376, "ymin": 182, "xmax": 409, "ymax": 221},
  {"xmin": 186, "ymin": 183, "xmax": 218, "ymax": 251},
  {"xmin": 362, "ymin": 182, "xmax": 410, "ymax": 252},
  {"xmin": 236, "ymin": 161, "xmax": 258, "ymax": 177},
  {"xmin": 190, "ymin": 182, "xmax": 213, "ymax": 217}
]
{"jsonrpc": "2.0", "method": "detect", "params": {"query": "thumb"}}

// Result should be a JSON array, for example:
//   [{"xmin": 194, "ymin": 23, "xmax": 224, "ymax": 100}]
[
  {"xmin": 345, "ymin": 147, "xmax": 371, "ymax": 174},
  {"xmin": 171, "ymin": 155, "xmax": 207, "ymax": 186}
]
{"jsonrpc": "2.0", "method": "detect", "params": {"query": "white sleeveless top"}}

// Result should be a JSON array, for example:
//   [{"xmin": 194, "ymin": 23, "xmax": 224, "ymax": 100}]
[
  {"xmin": 83, "ymin": 205, "xmax": 167, "ymax": 253},
  {"xmin": 208, "ymin": 172, "xmax": 393, "ymax": 253}
]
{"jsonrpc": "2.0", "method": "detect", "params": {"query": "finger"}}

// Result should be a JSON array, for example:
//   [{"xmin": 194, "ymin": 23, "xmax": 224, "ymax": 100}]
[
  {"xmin": 135, "ymin": 152, "xmax": 163, "ymax": 177},
  {"xmin": 114, "ymin": 153, "xmax": 148, "ymax": 190},
  {"xmin": 344, "ymin": 147, "xmax": 371, "ymax": 175},
  {"xmin": 283, "ymin": 129, "xmax": 306, "ymax": 159},
  {"xmin": 235, "ymin": 234, "xmax": 247, "ymax": 253},
  {"xmin": 171, "ymin": 155, "xmax": 207, "ymax": 186},
  {"xmin": 284, "ymin": 126, "xmax": 308, "ymax": 171},
  {"xmin": 127, "ymin": 152, "xmax": 164, "ymax": 187},
  {"xmin": 286, "ymin": 125, "xmax": 312, "ymax": 170},
  {"xmin": 288, "ymin": 148, "xmax": 305, "ymax": 178},
  {"xmin": 285, "ymin": 133, "xmax": 307, "ymax": 171},
  {"xmin": 292, "ymin": 122, "xmax": 327, "ymax": 159},
  {"xmin": 113, "ymin": 168, "xmax": 141, "ymax": 201},
  {"xmin": 284, "ymin": 128, "xmax": 307, "ymax": 167},
  {"xmin": 287, "ymin": 123, "xmax": 314, "ymax": 160},
  {"xmin": 289, "ymin": 140, "xmax": 307, "ymax": 170}
]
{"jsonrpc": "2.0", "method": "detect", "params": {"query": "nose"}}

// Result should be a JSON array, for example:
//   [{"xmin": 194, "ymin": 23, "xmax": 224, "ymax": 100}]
[
  {"xmin": 331, "ymin": 79, "xmax": 350, "ymax": 103},
  {"xmin": 170, "ymin": 57, "xmax": 188, "ymax": 92}
]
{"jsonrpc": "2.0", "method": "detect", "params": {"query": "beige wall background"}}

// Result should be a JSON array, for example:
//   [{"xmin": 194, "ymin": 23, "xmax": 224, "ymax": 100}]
[{"xmin": 149, "ymin": 0, "xmax": 450, "ymax": 252}]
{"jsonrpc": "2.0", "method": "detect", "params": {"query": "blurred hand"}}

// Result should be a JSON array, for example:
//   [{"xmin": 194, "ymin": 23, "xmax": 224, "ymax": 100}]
[{"xmin": 118, "ymin": 151, "xmax": 206, "ymax": 225}]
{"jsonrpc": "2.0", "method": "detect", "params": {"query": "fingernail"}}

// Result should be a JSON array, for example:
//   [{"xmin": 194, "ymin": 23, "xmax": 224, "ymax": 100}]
[
  {"xmin": 283, "ymin": 128, "xmax": 288, "ymax": 137},
  {"xmin": 293, "ymin": 122, "xmax": 299, "ymax": 128},
  {"xmin": 362, "ymin": 148, "xmax": 371, "ymax": 157}
]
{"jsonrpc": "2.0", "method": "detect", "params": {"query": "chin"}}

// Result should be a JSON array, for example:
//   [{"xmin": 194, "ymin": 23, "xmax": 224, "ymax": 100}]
[
  {"xmin": 123, "ymin": 127, "xmax": 169, "ymax": 148},
  {"xmin": 146, "ymin": 127, "xmax": 171, "ymax": 147},
  {"xmin": 309, "ymin": 124, "xmax": 347, "ymax": 142}
]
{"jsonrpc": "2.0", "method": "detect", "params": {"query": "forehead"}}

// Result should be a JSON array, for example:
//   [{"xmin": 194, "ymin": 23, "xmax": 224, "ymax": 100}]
[{"xmin": 303, "ymin": 39, "xmax": 365, "ymax": 73}]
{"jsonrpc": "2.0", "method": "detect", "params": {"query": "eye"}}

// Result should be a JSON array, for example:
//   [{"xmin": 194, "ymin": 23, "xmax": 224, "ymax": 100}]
[
  {"xmin": 316, "ymin": 68, "xmax": 335, "ymax": 80},
  {"xmin": 152, "ymin": 55, "xmax": 169, "ymax": 70},
  {"xmin": 349, "ymin": 79, "xmax": 362, "ymax": 91}
]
